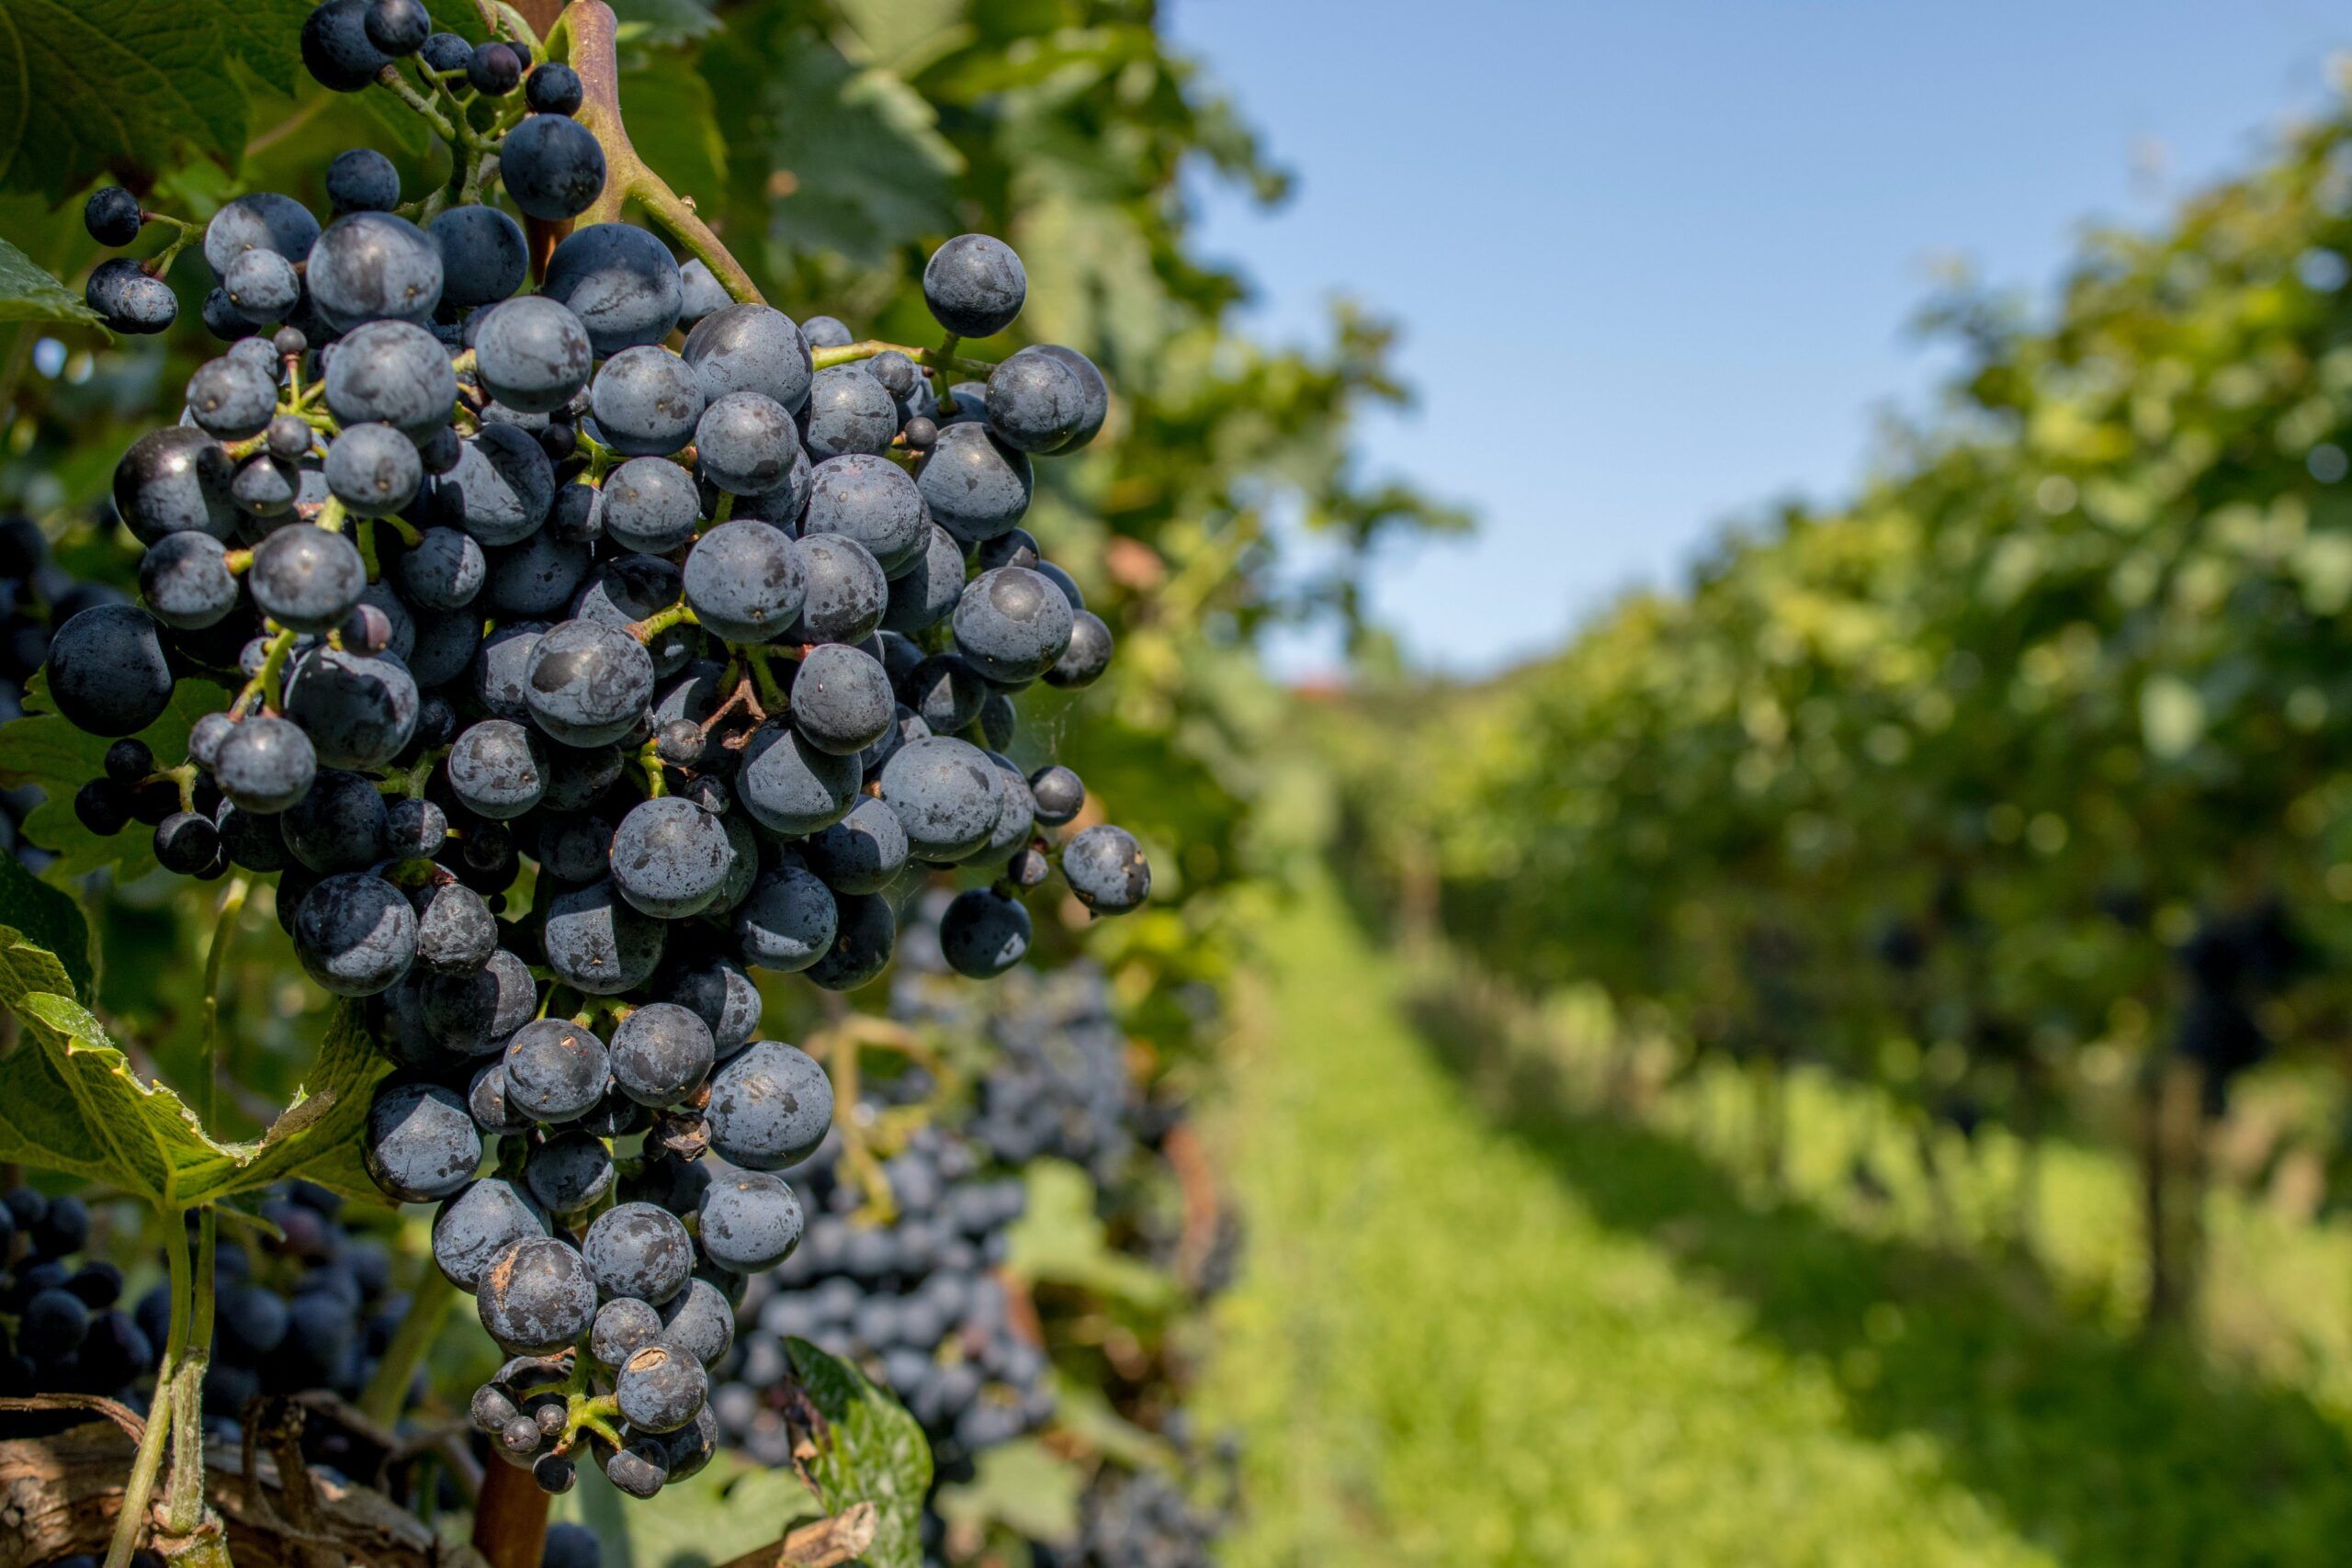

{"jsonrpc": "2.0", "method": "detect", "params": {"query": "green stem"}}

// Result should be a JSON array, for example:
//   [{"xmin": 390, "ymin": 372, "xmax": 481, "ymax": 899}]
[
  {"xmin": 359, "ymin": 1264, "xmax": 458, "ymax": 1427},
  {"xmin": 374, "ymin": 62, "xmax": 464, "ymax": 142},
  {"xmin": 240, "ymin": 624, "xmax": 298, "ymax": 716},
  {"xmin": 104, "ymin": 1218, "xmax": 190, "ymax": 1568},
  {"xmin": 743, "ymin": 646, "xmax": 790, "ymax": 715},
  {"xmin": 628, "ymin": 602, "xmax": 698, "ymax": 645},
  {"xmin": 200, "ymin": 877, "xmax": 249, "ymax": 1132},
  {"xmin": 809, "ymin": 338, "xmax": 998, "ymax": 383}
]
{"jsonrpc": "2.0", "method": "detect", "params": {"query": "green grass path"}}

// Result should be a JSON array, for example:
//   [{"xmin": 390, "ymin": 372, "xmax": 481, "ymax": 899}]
[{"xmin": 1195, "ymin": 880, "xmax": 2060, "ymax": 1568}]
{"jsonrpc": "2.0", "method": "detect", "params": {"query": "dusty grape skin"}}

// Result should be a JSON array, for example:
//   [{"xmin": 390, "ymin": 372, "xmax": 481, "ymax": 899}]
[
  {"xmin": 433, "ymin": 1178, "xmax": 550, "ymax": 1292},
  {"xmin": 114, "ymin": 427, "xmax": 239, "ymax": 545},
  {"xmin": 880, "ymin": 736, "xmax": 1004, "ymax": 863},
  {"xmin": 542, "ymin": 878, "xmax": 667, "ymax": 996},
  {"xmin": 294, "ymin": 872, "xmax": 418, "ymax": 996},
  {"xmin": 591, "ymin": 344, "xmax": 707, "ymax": 458},
  {"xmin": 1061, "ymin": 824, "xmax": 1151, "ymax": 913},
  {"xmin": 307, "ymin": 210, "xmax": 444, "ymax": 329},
  {"xmin": 800, "ymin": 366, "xmax": 899, "ymax": 459},
  {"xmin": 788, "ymin": 642, "xmax": 894, "ymax": 757},
  {"xmin": 732, "ymin": 865, "xmax": 838, "ymax": 975},
  {"xmin": 543, "ymin": 222, "xmax": 684, "ymax": 355},
  {"xmin": 802, "ymin": 795, "xmax": 910, "ymax": 897},
  {"xmin": 523, "ymin": 617, "xmax": 656, "ymax": 747},
  {"xmin": 922, "ymin": 232, "xmax": 1027, "ymax": 337},
  {"xmin": 431, "ymin": 205, "xmax": 529, "ymax": 307},
  {"xmin": 503, "ymin": 1018, "xmax": 612, "ymax": 1123},
  {"xmin": 323, "ymin": 320, "xmax": 458, "ymax": 439},
  {"xmin": 913, "ymin": 422, "xmax": 1033, "ymax": 543},
  {"xmin": 609, "ymin": 796, "xmax": 735, "ymax": 919},
  {"xmin": 804, "ymin": 454, "xmax": 926, "ymax": 575},
  {"xmin": 609, "ymin": 1001, "xmax": 717, "ymax": 1107},
  {"xmin": 696, "ymin": 1169, "xmax": 807, "ymax": 1271},
  {"xmin": 682, "ymin": 520, "xmax": 803, "ymax": 643},
  {"xmin": 282, "ymin": 647, "xmax": 419, "ymax": 771},
  {"xmin": 584, "ymin": 1202, "xmax": 694, "ymax": 1305},
  {"xmin": 736, "ymin": 722, "xmax": 861, "ymax": 836},
  {"xmin": 475, "ymin": 1235, "xmax": 598, "ymax": 1356},
  {"xmin": 683, "ymin": 302, "xmax": 812, "ymax": 412},
  {"xmin": 363, "ymin": 1078, "xmax": 481, "ymax": 1202},
  {"xmin": 474, "ymin": 295, "xmax": 594, "ymax": 414},
  {"xmin": 705, "ymin": 1042, "xmax": 833, "ymax": 1171}
]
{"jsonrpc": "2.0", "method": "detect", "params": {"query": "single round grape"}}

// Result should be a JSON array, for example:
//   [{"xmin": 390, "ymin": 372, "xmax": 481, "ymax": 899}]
[
  {"xmin": 1061, "ymin": 824, "xmax": 1149, "ymax": 913},
  {"xmin": 676, "ymin": 259, "xmax": 730, "ymax": 327},
  {"xmin": 524, "ymin": 617, "xmax": 655, "ymax": 747},
  {"xmin": 607, "ymin": 1002, "xmax": 714, "ymax": 1109},
  {"xmin": 695, "ymin": 390, "xmax": 799, "ymax": 494},
  {"xmin": 526, "ymin": 1132, "xmax": 617, "ymax": 1216},
  {"xmin": 503, "ymin": 1018, "xmax": 611, "ymax": 1123},
  {"xmin": 526, "ymin": 60, "xmax": 584, "ymax": 116},
  {"xmin": 983, "ymin": 345, "xmax": 1091, "ymax": 454},
  {"xmin": 1046, "ymin": 608, "xmax": 1114, "ymax": 688},
  {"xmin": 802, "ymin": 795, "xmax": 910, "ymax": 896},
  {"xmin": 952, "ymin": 566, "xmax": 1073, "ymax": 684},
  {"xmin": 114, "ymin": 427, "xmax": 237, "ymax": 544},
  {"xmin": 44, "ymin": 605, "xmax": 173, "ymax": 737},
  {"xmin": 585, "ymin": 1204, "xmax": 693, "ymax": 1305},
  {"xmin": 85, "ymin": 259, "xmax": 176, "ymax": 334},
  {"xmin": 939, "ymin": 887, "xmax": 1032, "ymax": 978},
  {"xmin": 222, "ymin": 247, "xmax": 301, "ymax": 324},
  {"xmin": 283, "ymin": 769, "xmax": 388, "ymax": 872},
  {"xmin": 661, "ymin": 958, "xmax": 763, "ymax": 1059},
  {"xmin": 324, "ymin": 421, "xmax": 423, "ymax": 517},
  {"xmin": 900, "ymin": 653, "xmax": 988, "ymax": 734},
  {"xmin": 802, "ymin": 454, "xmax": 924, "ymax": 573},
  {"xmin": 229, "ymin": 454, "xmax": 299, "ymax": 517},
  {"xmin": 1027, "ymin": 764, "xmax": 1084, "ymax": 826},
  {"xmin": 419, "ymin": 29, "xmax": 470, "ymax": 72},
  {"xmin": 592, "ymin": 461, "xmax": 695, "ymax": 558},
  {"xmin": 500, "ymin": 113, "xmax": 606, "ymax": 220},
  {"xmin": 476, "ymin": 1235, "xmax": 597, "ymax": 1355},
  {"xmin": 419, "ymin": 883, "xmax": 497, "ymax": 973},
  {"xmin": 323, "ymin": 319, "xmax": 458, "ymax": 439},
  {"xmin": 787, "ymin": 533, "xmax": 888, "ymax": 646},
  {"xmin": 327, "ymin": 147, "xmax": 401, "ymax": 214},
  {"xmin": 736, "ymin": 721, "xmax": 861, "ymax": 835},
  {"xmin": 617, "ymin": 1344, "xmax": 707, "ymax": 1433},
  {"xmin": 203, "ymin": 193, "xmax": 320, "ymax": 276},
  {"xmin": 679, "ymin": 303, "xmax": 812, "ymax": 414},
  {"xmin": 363, "ymin": 1079, "xmax": 480, "ymax": 1202},
  {"xmin": 469, "ymin": 39, "xmax": 522, "ymax": 94},
  {"xmin": 915, "ymin": 422, "xmax": 1032, "ymax": 542},
  {"xmin": 674, "ymin": 523, "xmax": 802, "ymax": 650},
  {"xmin": 153, "ymin": 809, "xmax": 220, "ymax": 874},
  {"xmin": 409, "ymin": 610, "xmax": 483, "ymax": 689},
  {"xmin": 430, "ymin": 205, "xmax": 529, "ymax": 308},
  {"xmin": 593, "ymin": 1297, "xmax": 662, "ymax": 1368},
  {"xmin": 922, "ymin": 233, "xmax": 1025, "ymax": 337},
  {"xmin": 472, "ymin": 622, "xmax": 546, "ymax": 720},
  {"xmin": 296, "ymin": 871, "xmax": 417, "ymax": 995},
  {"xmin": 592, "ymin": 345, "xmax": 706, "ymax": 457},
  {"xmin": 185, "ymin": 356, "xmax": 277, "ymax": 441},
  {"xmin": 365, "ymin": 0, "xmax": 431, "ymax": 54},
  {"xmin": 433, "ymin": 1179, "xmax": 548, "ymax": 1292},
  {"xmin": 880, "ymin": 736, "xmax": 1003, "ymax": 863},
  {"xmin": 386, "ymin": 795, "xmax": 449, "ymax": 860},
  {"xmin": 489, "ymin": 530, "xmax": 594, "ymax": 618},
  {"xmin": 543, "ymin": 879, "xmax": 666, "ymax": 996},
  {"xmin": 806, "ymin": 891, "xmax": 895, "ymax": 989},
  {"xmin": 543, "ymin": 223, "xmax": 683, "ymax": 355},
  {"xmin": 732, "ymin": 865, "xmax": 838, "ymax": 974},
  {"xmin": 302, "ymin": 0, "xmax": 390, "ymax": 90},
  {"xmin": 697, "ymin": 1168, "xmax": 807, "ymax": 1270},
  {"xmin": 878, "ymin": 525, "xmax": 966, "ymax": 637},
  {"xmin": 789, "ymin": 642, "xmax": 894, "ymax": 757},
  {"xmin": 802, "ymin": 366, "xmax": 899, "ymax": 459},
  {"xmin": 84, "ymin": 186, "xmax": 142, "ymax": 248},
  {"xmin": 435, "ymin": 425, "xmax": 554, "ymax": 546},
  {"xmin": 735, "ymin": 445, "xmax": 814, "ymax": 527},
  {"xmin": 392, "ymin": 526, "xmax": 487, "ymax": 610},
  {"xmin": 705, "ymin": 1041, "xmax": 831, "ymax": 1171},
  {"xmin": 474, "ymin": 296, "xmax": 593, "ymax": 414},
  {"xmin": 139, "ymin": 533, "xmax": 237, "ymax": 630},
  {"xmin": 609, "ymin": 796, "xmax": 735, "ymax": 919},
  {"xmin": 282, "ymin": 646, "xmax": 419, "ymax": 769},
  {"xmin": 250, "ymin": 525, "xmax": 366, "ymax": 634},
  {"xmin": 604, "ymin": 1438, "xmax": 669, "ymax": 1500},
  {"xmin": 1030, "ymin": 344, "xmax": 1109, "ymax": 452},
  {"xmin": 447, "ymin": 719, "xmax": 547, "ymax": 821},
  {"xmin": 307, "ymin": 211, "xmax": 444, "ymax": 329}
]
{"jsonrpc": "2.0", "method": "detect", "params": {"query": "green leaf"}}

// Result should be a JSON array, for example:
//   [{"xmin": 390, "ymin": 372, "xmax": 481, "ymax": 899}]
[
  {"xmin": 2, "ymin": 670, "xmax": 232, "ymax": 886},
  {"xmin": 786, "ymin": 1337, "xmax": 932, "ymax": 1568},
  {"xmin": 0, "ymin": 232, "xmax": 99, "ymax": 327},
  {"xmin": 216, "ymin": 0, "xmax": 314, "ymax": 96},
  {"xmin": 763, "ymin": 45, "xmax": 958, "ymax": 264},
  {"xmin": 554, "ymin": 1453, "xmax": 821, "ymax": 1568},
  {"xmin": 0, "ymin": 920, "xmax": 385, "ymax": 1209},
  {"xmin": 1005, "ymin": 1159, "xmax": 1180, "ymax": 1308},
  {"xmin": 932, "ymin": 1438, "xmax": 1081, "ymax": 1544},
  {"xmin": 619, "ymin": 50, "xmax": 726, "ymax": 215},
  {"xmin": 0, "ymin": 0, "xmax": 250, "ymax": 200},
  {"xmin": 611, "ymin": 0, "xmax": 720, "ymax": 45},
  {"xmin": 0, "ymin": 840, "xmax": 88, "ymax": 1000}
]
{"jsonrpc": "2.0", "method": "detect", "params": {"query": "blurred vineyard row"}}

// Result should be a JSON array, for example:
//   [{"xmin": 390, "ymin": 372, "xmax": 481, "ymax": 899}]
[{"xmin": 1322, "ymin": 85, "xmax": 2352, "ymax": 1326}]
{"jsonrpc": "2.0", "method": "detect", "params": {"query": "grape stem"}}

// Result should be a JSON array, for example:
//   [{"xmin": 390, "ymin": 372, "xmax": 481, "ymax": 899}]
[
  {"xmin": 235, "ymin": 625, "xmax": 300, "ymax": 718},
  {"xmin": 358, "ymin": 1264, "xmax": 458, "ymax": 1427},
  {"xmin": 628, "ymin": 602, "xmax": 697, "ymax": 645},
  {"xmin": 101, "ymin": 1216, "xmax": 188, "ymax": 1568},
  {"xmin": 550, "ymin": 2, "xmax": 763, "ymax": 306},
  {"xmin": 810, "ymin": 339, "xmax": 999, "ymax": 387}
]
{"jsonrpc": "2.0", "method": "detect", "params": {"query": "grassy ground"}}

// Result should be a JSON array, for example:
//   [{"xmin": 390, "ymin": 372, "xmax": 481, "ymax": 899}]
[{"xmin": 1196, "ymin": 877, "xmax": 2352, "ymax": 1567}]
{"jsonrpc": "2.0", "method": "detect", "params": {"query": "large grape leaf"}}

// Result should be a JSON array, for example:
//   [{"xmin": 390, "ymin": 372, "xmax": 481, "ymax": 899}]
[
  {"xmin": 1005, "ymin": 1159, "xmax": 1179, "ymax": 1308},
  {"xmin": 0, "ymin": 0, "xmax": 250, "ymax": 200},
  {"xmin": 0, "ymin": 923, "xmax": 386, "ymax": 1210},
  {"xmin": 216, "ymin": 0, "xmax": 315, "ymax": 96},
  {"xmin": 762, "ymin": 44, "xmax": 958, "ymax": 264},
  {"xmin": 786, "ymin": 1337, "xmax": 931, "ymax": 1568},
  {"xmin": 0, "ymin": 670, "xmax": 232, "ymax": 885},
  {"xmin": 0, "ymin": 233, "xmax": 99, "ymax": 327},
  {"xmin": 611, "ymin": 0, "xmax": 720, "ymax": 44},
  {"xmin": 0, "ymin": 835, "xmax": 88, "ymax": 999}
]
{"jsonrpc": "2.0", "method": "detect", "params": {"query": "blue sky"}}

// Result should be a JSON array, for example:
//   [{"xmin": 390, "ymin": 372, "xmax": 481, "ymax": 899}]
[{"xmin": 1163, "ymin": 1, "xmax": 2352, "ymax": 676}]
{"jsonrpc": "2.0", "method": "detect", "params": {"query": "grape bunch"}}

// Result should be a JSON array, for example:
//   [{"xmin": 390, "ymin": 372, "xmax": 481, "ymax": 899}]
[
  {"xmin": 1035, "ymin": 1469, "xmax": 1231, "ymax": 1568},
  {"xmin": 0, "ymin": 1185, "xmax": 159, "ymax": 1434},
  {"xmin": 718, "ymin": 1113, "xmax": 1050, "ymax": 1475},
  {"xmin": 45, "ymin": 0, "xmax": 1156, "ymax": 1506}
]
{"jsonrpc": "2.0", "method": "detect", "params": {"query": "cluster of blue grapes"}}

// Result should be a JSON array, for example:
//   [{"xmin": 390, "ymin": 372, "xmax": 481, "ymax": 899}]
[
  {"xmin": 718, "ymin": 1117, "xmax": 1050, "ymax": 1475},
  {"xmin": 1037, "ymin": 1469, "xmax": 1230, "ymax": 1568},
  {"xmin": 0, "ymin": 1187, "xmax": 158, "ymax": 1432},
  {"xmin": 43, "ymin": 0, "xmax": 1153, "ymax": 1507}
]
